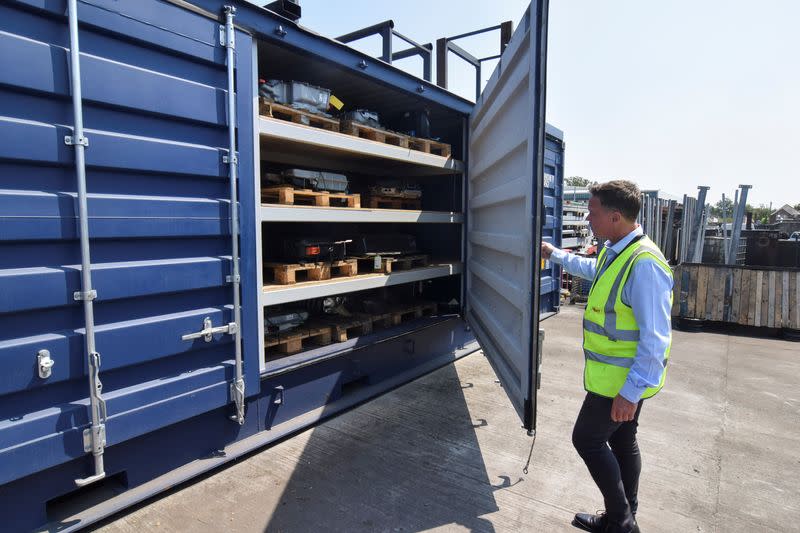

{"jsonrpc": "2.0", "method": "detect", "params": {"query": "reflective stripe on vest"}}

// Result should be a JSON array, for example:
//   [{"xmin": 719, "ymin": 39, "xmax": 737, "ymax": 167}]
[{"xmin": 582, "ymin": 235, "xmax": 672, "ymax": 399}]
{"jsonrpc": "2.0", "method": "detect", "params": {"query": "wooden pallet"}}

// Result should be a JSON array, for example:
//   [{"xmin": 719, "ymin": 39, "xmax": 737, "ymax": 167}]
[
  {"xmin": 371, "ymin": 302, "xmax": 439, "ymax": 329},
  {"xmin": 262, "ymin": 186, "xmax": 360, "ymax": 208},
  {"xmin": 340, "ymin": 120, "xmax": 409, "ymax": 147},
  {"xmin": 325, "ymin": 302, "xmax": 439, "ymax": 342},
  {"xmin": 353, "ymin": 254, "xmax": 429, "ymax": 274},
  {"xmin": 259, "ymin": 99, "xmax": 340, "ymax": 132},
  {"xmin": 264, "ymin": 259, "xmax": 358, "ymax": 285},
  {"xmin": 407, "ymin": 137, "xmax": 451, "ymax": 158},
  {"xmin": 363, "ymin": 195, "xmax": 422, "ymax": 210},
  {"xmin": 324, "ymin": 315, "xmax": 374, "ymax": 343},
  {"xmin": 264, "ymin": 322, "xmax": 333, "ymax": 356}
]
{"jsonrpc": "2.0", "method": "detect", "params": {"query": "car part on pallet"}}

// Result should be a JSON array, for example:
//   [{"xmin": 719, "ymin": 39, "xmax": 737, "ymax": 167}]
[
  {"xmin": 283, "ymin": 237, "xmax": 352, "ymax": 262},
  {"xmin": 264, "ymin": 310, "xmax": 309, "ymax": 334},
  {"xmin": 395, "ymin": 109, "xmax": 431, "ymax": 138},
  {"xmin": 369, "ymin": 180, "xmax": 422, "ymax": 199},
  {"xmin": 349, "ymin": 233, "xmax": 418, "ymax": 256},
  {"xmin": 342, "ymin": 109, "xmax": 381, "ymax": 129},
  {"xmin": 282, "ymin": 168, "xmax": 349, "ymax": 193},
  {"xmin": 305, "ymin": 296, "xmax": 351, "ymax": 316},
  {"xmin": 259, "ymin": 79, "xmax": 332, "ymax": 115}
]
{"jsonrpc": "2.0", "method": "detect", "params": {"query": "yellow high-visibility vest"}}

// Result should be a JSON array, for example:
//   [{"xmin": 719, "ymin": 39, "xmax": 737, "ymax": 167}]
[{"xmin": 583, "ymin": 235, "xmax": 673, "ymax": 399}]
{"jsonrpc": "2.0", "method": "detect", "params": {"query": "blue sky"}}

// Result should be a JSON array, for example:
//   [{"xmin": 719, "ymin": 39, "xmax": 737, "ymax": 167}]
[{"xmin": 254, "ymin": 0, "xmax": 798, "ymax": 208}]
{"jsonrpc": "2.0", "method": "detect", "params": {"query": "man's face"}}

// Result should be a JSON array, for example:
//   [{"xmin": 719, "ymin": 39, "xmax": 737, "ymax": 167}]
[{"xmin": 586, "ymin": 196, "xmax": 620, "ymax": 240}]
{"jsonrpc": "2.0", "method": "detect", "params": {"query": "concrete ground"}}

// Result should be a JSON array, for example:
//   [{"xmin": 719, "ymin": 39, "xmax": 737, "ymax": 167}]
[{"xmin": 93, "ymin": 305, "xmax": 800, "ymax": 533}]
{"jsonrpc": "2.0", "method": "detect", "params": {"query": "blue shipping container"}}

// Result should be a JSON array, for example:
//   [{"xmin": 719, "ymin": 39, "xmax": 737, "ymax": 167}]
[{"xmin": 0, "ymin": 1, "xmax": 562, "ymax": 530}]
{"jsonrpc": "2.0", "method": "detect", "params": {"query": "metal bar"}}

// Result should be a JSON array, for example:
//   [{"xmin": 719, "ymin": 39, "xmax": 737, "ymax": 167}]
[
  {"xmin": 696, "ymin": 204, "xmax": 710, "ymax": 263},
  {"xmin": 391, "ymin": 30, "xmax": 430, "ymax": 53},
  {"xmin": 479, "ymin": 54, "xmax": 502, "ymax": 62},
  {"xmin": 688, "ymin": 186, "xmax": 709, "ymax": 262},
  {"xmin": 336, "ymin": 20, "xmax": 394, "ymax": 44},
  {"xmin": 381, "ymin": 26, "xmax": 392, "ymax": 63},
  {"xmin": 664, "ymin": 200, "xmax": 676, "ymax": 262},
  {"xmin": 67, "ymin": 0, "xmax": 107, "ymax": 488},
  {"xmin": 444, "ymin": 24, "xmax": 504, "ymax": 42},
  {"xmin": 436, "ymin": 37, "xmax": 448, "ymax": 89},
  {"xmin": 391, "ymin": 43, "xmax": 432, "ymax": 61},
  {"xmin": 223, "ymin": 5, "xmax": 245, "ymax": 425},
  {"xmin": 726, "ymin": 185, "xmax": 751, "ymax": 265},
  {"xmin": 500, "ymin": 20, "xmax": 513, "ymax": 51},
  {"xmin": 447, "ymin": 41, "xmax": 480, "ymax": 67},
  {"xmin": 721, "ymin": 193, "xmax": 729, "ymax": 261}
]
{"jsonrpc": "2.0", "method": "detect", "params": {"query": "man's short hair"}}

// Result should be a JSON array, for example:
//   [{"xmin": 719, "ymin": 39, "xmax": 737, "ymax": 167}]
[{"xmin": 589, "ymin": 180, "xmax": 641, "ymax": 221}]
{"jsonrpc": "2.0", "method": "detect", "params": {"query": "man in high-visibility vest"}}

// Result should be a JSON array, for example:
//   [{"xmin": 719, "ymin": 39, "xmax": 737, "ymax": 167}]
[{"xmin": 542, "ymin": 180, "xmax": 673, "ymax": 533}]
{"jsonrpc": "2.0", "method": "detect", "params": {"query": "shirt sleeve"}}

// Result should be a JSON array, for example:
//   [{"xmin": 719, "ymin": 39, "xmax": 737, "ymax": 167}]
[
  {"xmin": 618, "ymin": 258, "xmax": 674, "ymax": 403},
  {"xmin": 550, "ymin": 248, "xmax": 597, "ymax": 280}
]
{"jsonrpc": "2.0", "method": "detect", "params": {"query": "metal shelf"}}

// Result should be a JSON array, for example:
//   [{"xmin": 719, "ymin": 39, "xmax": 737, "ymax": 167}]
[
  {"xmin": 260, "ymin": 204, "xmax": 462, "ymax": 224},
  {"xmin": 261, "ymin": 262, "xmax": 463, "ymax": 306},
  {"xmin": 259, "ymin": 117, "xmax": 464, "ymax": 176}
]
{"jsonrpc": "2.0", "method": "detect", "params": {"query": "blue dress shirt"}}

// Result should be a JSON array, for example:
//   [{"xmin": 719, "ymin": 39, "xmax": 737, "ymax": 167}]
[{"xmin": 550, "ymin": 226, "xmax": 673, "ymax": 403}]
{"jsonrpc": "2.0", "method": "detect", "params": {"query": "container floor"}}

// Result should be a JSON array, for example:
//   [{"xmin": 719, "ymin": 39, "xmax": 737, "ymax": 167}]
[{"xmin": 91, "ymin": 305, "xmax": 799, "ymax": 533}]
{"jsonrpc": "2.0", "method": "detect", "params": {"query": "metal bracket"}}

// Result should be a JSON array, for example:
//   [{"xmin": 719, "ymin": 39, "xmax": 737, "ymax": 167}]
[
  {"xmin": 38, "ymin": 349, "xmax": 54, "ymax": 379},
  {"xmin": 83, "ymin": 424, "xmax": 106, "ymax": 453},
  {"xmin": 226, "ymin": 274, "xmax": 241, "ymax": 283},
  {"xmin": 73, "ymin": 289, "xmax": 97, "ymax": 301},
  {"xmin": 181, "ymin": 317, "xmax": 236, "ymax": 342},
  {"xmin": 219, "ymin": 21, "xmax": 235, "ymax": 48},
  {"xmin": 64, "ymin": 135, "xmax": 89, "ymax": 147},
  {"xmin": 229, "ymin": 377, "xmax": 245, "ymax": 424},
  {"xmin": 273, "ymin": 385, "xmax": 285, "ymax": 405},
  {"xmin": 222, "ymin": 154, "xmax": 238, "ymax": 165},
  {"xmin": 274, "ymin": 25, "xmax": 288, "ymax": 38}
]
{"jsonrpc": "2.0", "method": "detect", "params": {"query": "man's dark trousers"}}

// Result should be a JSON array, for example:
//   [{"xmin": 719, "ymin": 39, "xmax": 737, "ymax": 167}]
[{"xmin": 572, "ymin": 392, "xmax": 644, "ymax": 523}]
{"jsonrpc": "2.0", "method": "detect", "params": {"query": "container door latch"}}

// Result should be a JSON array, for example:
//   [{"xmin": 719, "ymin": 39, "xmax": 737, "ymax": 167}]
[{"xmin": 182, "ymin": 317, "xmax": 238, "ymax": 343}]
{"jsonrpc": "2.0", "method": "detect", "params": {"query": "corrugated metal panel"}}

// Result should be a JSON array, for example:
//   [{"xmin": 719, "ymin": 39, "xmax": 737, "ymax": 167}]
[
  {"xmin": 465, "ymin": 1, "xmax": 548, "ymax": 431},
  {"xmin": 0, "ymin": 0, "xmax": 257, "ymax": 486}
]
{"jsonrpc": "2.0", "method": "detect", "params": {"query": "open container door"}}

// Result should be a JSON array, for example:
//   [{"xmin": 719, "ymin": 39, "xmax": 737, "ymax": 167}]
[{"xmin": 465, "ymin": 0, "xmax": 549, "ymax": 432}]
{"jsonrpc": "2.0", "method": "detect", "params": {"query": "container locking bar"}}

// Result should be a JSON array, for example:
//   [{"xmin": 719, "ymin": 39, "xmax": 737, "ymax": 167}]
[
  {"xmin": 182, "ymin": 317, "xmax": 238, "ymax": 343},
  {"xmin": 222, "ymin": 5, "xmax": 245, "ymax": 425},
  {"xmin": 66, "ymin": 0, "xmax": 107, "ymax": 488}
]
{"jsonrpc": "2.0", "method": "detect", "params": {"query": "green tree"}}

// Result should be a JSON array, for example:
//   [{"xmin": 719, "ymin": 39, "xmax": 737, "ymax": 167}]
[
  {"xmin": 565, "ymin": 176, "xmax": 594, "ymax": 187},
  {"xmin": 746, "ymin": 204, "xmax": 772, "ymax": 224},
  {"xmin": 711, "ymin": 197, "xmax": 734, "ymax": 219}
]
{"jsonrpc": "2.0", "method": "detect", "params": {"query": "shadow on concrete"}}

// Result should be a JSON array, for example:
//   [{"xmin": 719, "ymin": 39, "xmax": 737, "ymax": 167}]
[{"xmin": 263, "ymin": 362, "xmax": 502, "ymax": 533}]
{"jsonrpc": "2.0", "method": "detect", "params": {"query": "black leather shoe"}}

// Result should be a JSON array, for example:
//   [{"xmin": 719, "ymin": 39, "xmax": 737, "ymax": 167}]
[
  {"xmin": 602, "ymin": 518, "xmax": 639, "ymax": 533},
  {"xmin": 572, "ymin": 511, "xmax": 607, "ymax": 532}
]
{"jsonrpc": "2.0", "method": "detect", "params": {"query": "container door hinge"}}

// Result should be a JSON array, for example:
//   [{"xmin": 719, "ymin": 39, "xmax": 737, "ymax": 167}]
[
  {"xmin": 226, "ymin": 274, "xmax": 241, "ymax": 283},
  {"xmin": 222, "ymin": 153, "xmax": 238, "ymax": 165},
  {"xmin": 181, "ymin": 317, "xmax": 238, "ymax": 342},
  {"xmin": 73, "ymin": 289, "xmax": 97, "ymax": 301},
  {"xmin": 65, "ymin": 135, "xmax": 89, "ymax": 147}
]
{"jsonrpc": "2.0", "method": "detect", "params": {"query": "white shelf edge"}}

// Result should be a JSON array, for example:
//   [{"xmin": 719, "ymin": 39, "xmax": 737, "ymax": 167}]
[
  {"xmin": 259, "ymin": 116, "xmax": 464, "ymax": 174},
  {"xmin": 260, "ymin": 204, "xmax": 463, "ymax": 224},
  {"xmin": 261, "ymin": 262, "xmax": 463, "ymax": 307}
]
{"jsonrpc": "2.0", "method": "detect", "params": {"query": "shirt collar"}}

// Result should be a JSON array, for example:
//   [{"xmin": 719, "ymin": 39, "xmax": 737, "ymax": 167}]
[{"xmin": 604, "ymin": 226, "xmax": 643, "ymax": 255}]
